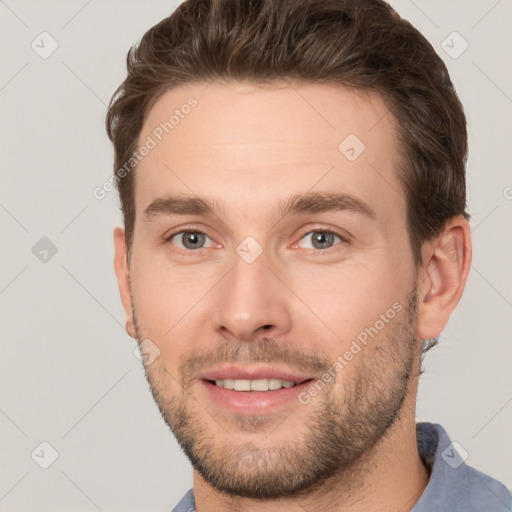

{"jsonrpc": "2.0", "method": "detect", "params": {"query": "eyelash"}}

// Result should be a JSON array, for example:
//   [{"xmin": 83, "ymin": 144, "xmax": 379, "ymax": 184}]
[
  {"xmin": 163, "ymin": 226, "xmax": 212, "ymax": 255},
  {"xmin": 298, "ymin": 230, "xmax": 347, "ymax": 254},
  {"xmin": 163, "ymin": 226, "xmax": 347, "ymax": 254}
]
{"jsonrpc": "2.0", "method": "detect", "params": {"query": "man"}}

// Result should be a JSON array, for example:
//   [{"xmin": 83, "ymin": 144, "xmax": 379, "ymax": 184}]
[{"xmin": 107, "ymin": 0, "xmax": 511, "ymax": 510}]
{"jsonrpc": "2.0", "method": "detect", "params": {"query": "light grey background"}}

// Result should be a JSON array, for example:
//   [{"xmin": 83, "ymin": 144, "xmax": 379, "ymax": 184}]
[{"xmin": 0, "ymin": 1, "xmax": 511, "ymax": 511}]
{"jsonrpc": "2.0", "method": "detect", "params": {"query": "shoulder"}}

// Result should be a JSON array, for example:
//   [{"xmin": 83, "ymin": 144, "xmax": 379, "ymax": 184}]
[
  {"xmin": 170, "ymin": 488, "xmax": 195, "ymax": 512},
  {"xmin": 413, "ymin": 423, "xmax": 511, "ymax": 512}
]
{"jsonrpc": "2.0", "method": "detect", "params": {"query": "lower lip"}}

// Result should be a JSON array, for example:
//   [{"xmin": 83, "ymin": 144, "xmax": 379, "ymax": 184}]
[{"xmin": 200, "ymin": 379, "xmax": 314, "ymax": 414}]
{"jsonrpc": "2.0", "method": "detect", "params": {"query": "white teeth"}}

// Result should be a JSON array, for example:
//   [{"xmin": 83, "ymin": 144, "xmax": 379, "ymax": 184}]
[
  {"xmin": 268, "ymin": 378, "xmax": 282, "ymax": 390},
  {"xmin": 222, "ymin": 379, "xmax": 234, "ymax": 389},
  {"xmin": 213, "ymin": 378, "xmax": 297, "ymax": 391},
  {"xmin": 234, "ymin": 379, "xmax": 251, "ymax": 391},
  {"xmin": 250, "ymin": 379, "xmax": 269, "ymax": 391}
]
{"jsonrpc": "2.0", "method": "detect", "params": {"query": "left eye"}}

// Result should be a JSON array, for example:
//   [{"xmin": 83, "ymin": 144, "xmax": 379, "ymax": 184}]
[{"xmin": 297, "ymin": 231, "xmax": 342, "ymax": 250}]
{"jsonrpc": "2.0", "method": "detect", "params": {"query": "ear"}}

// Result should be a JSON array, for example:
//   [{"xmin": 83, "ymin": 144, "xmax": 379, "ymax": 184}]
[
  {"xmin": 113, "ymin": 226, "xmax": 137, "ymax": 339},
  {"xmin": 416, "ymin": 215, "xmax": 472, "ymax": 340}
]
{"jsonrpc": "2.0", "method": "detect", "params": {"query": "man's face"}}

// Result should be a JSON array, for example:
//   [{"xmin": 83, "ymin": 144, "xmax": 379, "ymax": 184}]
[{"xmin": 123, "ymin": 81, "xmax": 421, "ymax": 498}]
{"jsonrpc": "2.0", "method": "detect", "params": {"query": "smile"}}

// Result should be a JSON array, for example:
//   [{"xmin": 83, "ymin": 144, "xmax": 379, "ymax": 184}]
[{"xmin": 211, "ymin": 378, "xmax": 298, "ymax": 391}]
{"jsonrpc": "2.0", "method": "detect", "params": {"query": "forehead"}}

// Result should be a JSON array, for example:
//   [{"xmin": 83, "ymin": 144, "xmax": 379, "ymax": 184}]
[{"xmin": 135, "ymin": 80, "xmax": 405, "ymax": 224}]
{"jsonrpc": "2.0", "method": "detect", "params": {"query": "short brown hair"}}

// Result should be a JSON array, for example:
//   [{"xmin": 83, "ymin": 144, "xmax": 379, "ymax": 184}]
[{"xmin": 106, "ymin": 0, "xmax": 469, "ymax": 266}]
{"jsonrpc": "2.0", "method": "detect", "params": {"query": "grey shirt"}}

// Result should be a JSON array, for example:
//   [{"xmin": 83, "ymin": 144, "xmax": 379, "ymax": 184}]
[{"xmin": 171, "ymin": 422, "xmax": 511, "ymax": 511}]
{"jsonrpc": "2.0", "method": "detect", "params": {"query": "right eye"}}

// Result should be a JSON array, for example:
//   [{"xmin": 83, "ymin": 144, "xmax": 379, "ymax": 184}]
[{"xmin": 167, "ymin": 230, "xmax": 214, "ymax": 250}]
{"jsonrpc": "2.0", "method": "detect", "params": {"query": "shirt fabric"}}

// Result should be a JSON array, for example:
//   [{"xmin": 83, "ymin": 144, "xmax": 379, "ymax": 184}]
[{"xmin": 171, "ymin": 422, "xmax": 511, "ymax": 512}]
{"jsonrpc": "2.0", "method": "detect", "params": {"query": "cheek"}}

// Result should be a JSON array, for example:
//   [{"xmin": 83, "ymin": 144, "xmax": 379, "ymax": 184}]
[
  {"xmin": 129, "ymin": 260, "xmax": 170, "ymax": 326},
  {"xmin": 288, "ymin": 258, "xmax": 408, "ymax": 347},
  {"xmin": 129, "ymin": 258, "xmax": 220, "ymax": 353}
]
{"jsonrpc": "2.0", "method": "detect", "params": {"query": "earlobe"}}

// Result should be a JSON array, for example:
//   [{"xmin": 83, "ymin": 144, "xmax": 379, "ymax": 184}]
[
  {"xmin": 416, "ymin": 216, "xmax": 472, "ymax": 340},
  {"xmin": 113, "ymin": 227, "xmax": 136, "ymax": 339}
]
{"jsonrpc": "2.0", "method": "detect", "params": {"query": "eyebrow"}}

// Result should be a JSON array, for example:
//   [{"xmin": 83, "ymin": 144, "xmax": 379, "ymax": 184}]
[{"xmin": 143, "ymin": 192, "xmax": 376, "ymax": 222}]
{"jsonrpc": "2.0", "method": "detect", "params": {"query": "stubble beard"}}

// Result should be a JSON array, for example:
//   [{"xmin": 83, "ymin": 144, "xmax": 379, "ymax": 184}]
[{"xmin": 132, "ymin": 292, "xmax": 419, "ymax": 500}]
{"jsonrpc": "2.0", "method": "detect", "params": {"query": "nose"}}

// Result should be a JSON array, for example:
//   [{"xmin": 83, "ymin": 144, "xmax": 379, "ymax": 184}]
[{"xmin": 211, "ymin": 249, "xmax": 292, "ymax": 342}]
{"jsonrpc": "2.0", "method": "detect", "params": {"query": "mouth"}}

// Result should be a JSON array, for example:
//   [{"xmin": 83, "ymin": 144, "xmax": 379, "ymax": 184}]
[
  {"xmin": 207, "ymin": 377, "xmax": 310, "ymax": 391},
  {"xmin": 197, "ymin": 366, "xmax": 316, "ymax": 414}
]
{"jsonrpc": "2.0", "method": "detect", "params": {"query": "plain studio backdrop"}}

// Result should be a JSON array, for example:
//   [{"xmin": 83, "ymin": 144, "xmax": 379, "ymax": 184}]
[{"xmin": 0, "ymin": 1, "xmax": 511, "ymax": 511}]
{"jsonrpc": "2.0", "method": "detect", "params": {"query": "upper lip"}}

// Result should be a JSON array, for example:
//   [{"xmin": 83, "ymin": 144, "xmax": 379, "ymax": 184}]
[{"xmin": 197, "ymin": 364, "xmax": 314, "ymax": 384}]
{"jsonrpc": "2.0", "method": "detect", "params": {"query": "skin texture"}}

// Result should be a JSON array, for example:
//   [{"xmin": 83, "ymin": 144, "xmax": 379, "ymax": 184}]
[{"xmin": 113, "ymin": 81, "xmax": 472, "ymax": 512}]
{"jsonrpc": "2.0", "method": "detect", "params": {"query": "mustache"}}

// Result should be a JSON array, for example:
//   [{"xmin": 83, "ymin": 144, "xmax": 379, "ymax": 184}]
[{"xmin": 179, "ymin": 337, "xmax": 331, "ymax": 379}]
